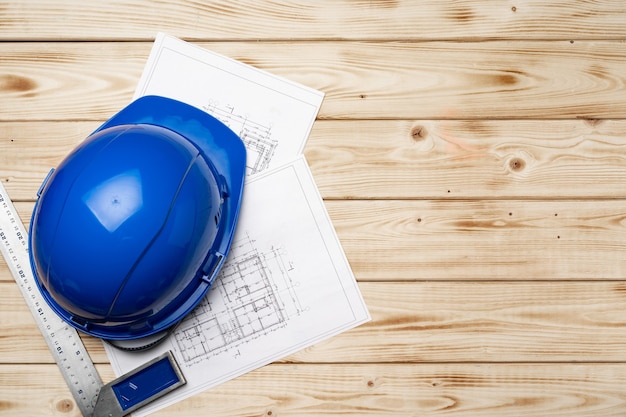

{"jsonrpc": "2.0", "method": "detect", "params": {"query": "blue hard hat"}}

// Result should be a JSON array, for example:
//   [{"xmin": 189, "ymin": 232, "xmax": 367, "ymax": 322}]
[{"xmin": 29, "ymin": 95, "xmax": 246, "ymax": 341}]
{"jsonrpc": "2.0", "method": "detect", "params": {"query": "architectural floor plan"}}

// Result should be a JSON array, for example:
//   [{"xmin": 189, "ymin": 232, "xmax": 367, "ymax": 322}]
[{"xmin": 174, "ymin": 233, "xmax": 304, "ymax": 365}]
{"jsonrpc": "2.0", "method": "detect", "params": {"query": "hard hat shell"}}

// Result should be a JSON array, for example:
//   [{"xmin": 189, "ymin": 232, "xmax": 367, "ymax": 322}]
[{"xmin": 29, "ymin": 95, "xmax": 246, "ymax": 340}]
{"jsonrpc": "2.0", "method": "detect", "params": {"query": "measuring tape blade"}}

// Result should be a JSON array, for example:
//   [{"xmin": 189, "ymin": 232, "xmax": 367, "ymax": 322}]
[{"xmin": 0, "ymin": 182, "xmax": 102, "ymax": 415}]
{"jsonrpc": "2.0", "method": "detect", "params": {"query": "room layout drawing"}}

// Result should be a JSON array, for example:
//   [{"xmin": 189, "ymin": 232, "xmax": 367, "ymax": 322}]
[
  {"xmin": 173, "ymin": 232, "xmax": 305, "ymax": 365},
  {"xmin": 202, "ymin": 101, "xmax": 278, "ymax": 175}
]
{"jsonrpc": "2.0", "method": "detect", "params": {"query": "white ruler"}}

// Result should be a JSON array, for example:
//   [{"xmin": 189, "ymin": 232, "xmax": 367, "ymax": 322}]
[{"xmin": 0, "ymin": 182, "xmax": 102, "ymax": 416}]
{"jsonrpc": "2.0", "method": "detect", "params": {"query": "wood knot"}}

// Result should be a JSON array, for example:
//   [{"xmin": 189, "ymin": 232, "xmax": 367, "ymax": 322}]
[
  {"xmin": 1, "ymin": 74, "xmax": 37, "ymax": 94},
  {"xmin": 511, "ymin": 6, "xmax": 517, "ymax": 12},
  {"xmin": 55, "ymin": 399, "xmax": 74, "ymax": 413},
  {"xmin": 367, "ymin": 379, "xmax": 375, "ymax": 387},
  {"xmin": 497, "ymin": 74, "xmax": 518, "ymax": 87},
  {"xmin": 584, "ymin": 118, "xmax": 603, "ymax": 127},
  {"xmin": 411, "ymin": 125, "xmax": 427, "ymax": 140},
  {"xmin": 509, "ymin": 158, "xmax": 525, "ymax": 172},
  {"xmin": 0, "ymin": 401, "xmax": 16, "ymax": 411}
]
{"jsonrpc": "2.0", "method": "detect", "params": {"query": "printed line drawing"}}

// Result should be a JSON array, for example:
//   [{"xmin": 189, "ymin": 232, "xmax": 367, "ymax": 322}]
[
  {"xmin": 203, "ymin": 101, "xmax": 278, "ymax": 175},
  {"xmin": 174, "ymin": 232, "xmax": 306, "ymax": 365},
  {"xmin": 109, "ymin": 36, "xmax": 363, "ymax": 417}
]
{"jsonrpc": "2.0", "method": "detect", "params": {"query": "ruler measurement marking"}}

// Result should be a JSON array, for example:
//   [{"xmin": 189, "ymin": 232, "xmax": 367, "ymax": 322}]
[{"xmin": 0, "ymin": 184, "xmax": 101, "ymax": 416}]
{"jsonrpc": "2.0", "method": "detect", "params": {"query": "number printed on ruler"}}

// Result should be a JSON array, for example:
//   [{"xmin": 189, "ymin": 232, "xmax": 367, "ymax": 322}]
[{"xmin": 0, "ymin": 183, "xmax": 103, "ymax": 415}]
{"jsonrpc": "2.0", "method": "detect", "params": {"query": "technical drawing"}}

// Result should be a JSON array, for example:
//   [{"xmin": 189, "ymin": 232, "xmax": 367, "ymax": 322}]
[
  {"xmin": 174, "ymin": 232, "xmax": 305, "ymax": 365},
  {"xmin": 202, "ymin": 102, "xmax": 278, "ymax": 174}
]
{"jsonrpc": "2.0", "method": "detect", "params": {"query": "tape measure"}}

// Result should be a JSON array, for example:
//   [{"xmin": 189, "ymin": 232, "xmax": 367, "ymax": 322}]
[{"xmin": 0, "ymin": 182, "xmax": 185, "ymax": 417}]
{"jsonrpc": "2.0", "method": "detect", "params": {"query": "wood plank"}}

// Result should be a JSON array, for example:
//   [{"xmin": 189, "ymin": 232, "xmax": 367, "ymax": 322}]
[
  {"xmin": 4, "ymin": 281, "xmax": 626, "ymax": 364},
  {"xmin": 3, "ymin": 1, "xmax": 626, "ymax": 41},
  {"xmin": 3, "ymin": 41, "xmax": 626, "ymax": 121},
  {"xmin": 2, "ymin": 363, "xmax": 626, "ymax": 416},
  {"xmin": 5, "ymin": 198, "xmax": 626, "ymax": 281},
  {"xmin": 4, "ymin": 119, "xmax": 626, "ymax": 200},
  {"xmin": 309, "ymin": 119, "xmax": 626, "ymax": 199},
  {"xmin": 328, "ymin": 199, "xmax": 626, "ymax": 280},
  {"xmin": 0, "ymin": 42, "xmax": 147, "ymax": 121}
]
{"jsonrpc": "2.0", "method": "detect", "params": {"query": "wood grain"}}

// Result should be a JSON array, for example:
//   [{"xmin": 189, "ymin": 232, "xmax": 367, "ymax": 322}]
[
  {"xmin": 328, "ymin": 199, "xmax": 626, "ymax": 280},
  {"xmin": 309, "ymin": 119, "xmax": 626, "ymax": 199},
  {"xmin": 3, "ymin": 1, "xmax": 626, "ymax": 416},
  {"xmin": 2, "ymin": 363, "xmax": 626, "ymax": 416},
  {"xmin": 3, "ymin": 41, "xmax": 626, "ymax": 121},
  {"xmin": 4, "ymin": 119, "xmax": 626, "ymax": 200},
  {"xmin": 4, "ymin": 281, "xmax": 626, "ymax": 365},
  {"xmin": 2, "ymin": 1, "xmax": 626, "ymax": 41}
]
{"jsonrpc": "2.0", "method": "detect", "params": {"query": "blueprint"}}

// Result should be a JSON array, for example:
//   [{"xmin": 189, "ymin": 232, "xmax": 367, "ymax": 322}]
[
  {"xmin": 174, "ymin": 232, "xmax": 305, "ymax": 365},
  {"xmin": 106, "ymin": 157, "xmax": 370, "ymax": 416},
  {"xmin": 105, "ymin": 34, "xmax": 369, "ymax": 416},
  {"xmin": 133, "ymin": 33, "xmax": 324, "ymax": 176}
]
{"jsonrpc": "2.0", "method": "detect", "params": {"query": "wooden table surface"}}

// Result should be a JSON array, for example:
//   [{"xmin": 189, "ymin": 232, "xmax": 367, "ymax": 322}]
[{"xmin": 3, "ymin": 1, "xmax": 626, "ymax": 416}]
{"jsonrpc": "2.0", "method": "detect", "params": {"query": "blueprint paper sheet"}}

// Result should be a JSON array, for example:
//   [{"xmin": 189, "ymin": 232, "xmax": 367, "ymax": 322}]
[
  {"xmin": 105, "ymin": 34, "xmax": 370, "ymax": 416},
  {"xmin": 106, "ymin": 156, "xmax": 371, "ymax": 416},
  {"xmin": 133, "ymin": 32, "xmax": 324, "ymax": 176}
]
